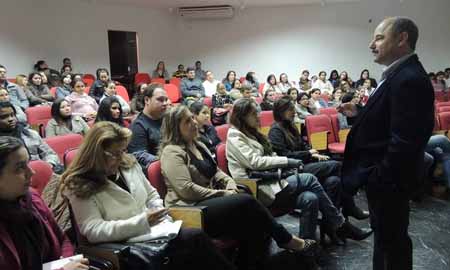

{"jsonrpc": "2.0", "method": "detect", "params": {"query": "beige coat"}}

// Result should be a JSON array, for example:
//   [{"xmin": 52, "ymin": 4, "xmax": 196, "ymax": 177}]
[
  {"xmin": 226, "ymin": 126, "xmax": 289, "ymax": 206},
  {"xmin": 45, "ymin": 116, "xmax": 90, "ymax": 137},
  {"xmin": 66, "ymin": 162, "xmax": 169, "ymax": 244},
  {"xmin": 161, "ymin": 143, "xmax": 237, "ymax": 207}
]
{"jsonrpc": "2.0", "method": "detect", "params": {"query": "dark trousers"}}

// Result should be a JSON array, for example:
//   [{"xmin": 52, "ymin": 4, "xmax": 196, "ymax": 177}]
[
  {"xmin": 197, "ymin": 194, "xmax": 292, "ymax": 270},
  {"xmin": 366, "ymin": 185, "xmax": 412, "ymax": 270}
]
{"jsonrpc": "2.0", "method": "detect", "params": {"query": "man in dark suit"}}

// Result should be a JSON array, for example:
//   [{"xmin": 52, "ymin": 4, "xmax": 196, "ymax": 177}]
[{"xmin": 342, "ymin": 17, "xmax": 434, "ymax": 270}]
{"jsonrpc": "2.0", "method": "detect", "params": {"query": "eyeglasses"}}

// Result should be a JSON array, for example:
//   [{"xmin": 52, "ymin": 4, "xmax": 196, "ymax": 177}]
[{"xmin": 104, "ymin": 149, "xmax": 127, "ymax": 160}]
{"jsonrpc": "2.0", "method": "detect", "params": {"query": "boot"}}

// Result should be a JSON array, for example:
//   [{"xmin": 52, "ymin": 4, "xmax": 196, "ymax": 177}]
[{"xmin": 336, "ymin": 221, "xmax": 373, "ymax": 241}]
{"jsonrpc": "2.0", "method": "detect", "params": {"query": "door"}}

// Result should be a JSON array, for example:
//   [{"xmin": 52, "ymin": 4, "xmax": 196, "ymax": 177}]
[{"xmin": 108, "ymin": 30, "xmax": 138, "ymax": 89}]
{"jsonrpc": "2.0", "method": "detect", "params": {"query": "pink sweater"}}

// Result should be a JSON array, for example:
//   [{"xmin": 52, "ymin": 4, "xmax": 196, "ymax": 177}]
[{"xmin": 65, "ymin": 92, "xmax": 98, "ymax": 117}]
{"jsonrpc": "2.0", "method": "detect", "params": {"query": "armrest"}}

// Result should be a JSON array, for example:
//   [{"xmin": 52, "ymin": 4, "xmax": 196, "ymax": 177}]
[
  {"xmin": 235, "ymin": 178, "xmax": 262, "ymax": 198},
  {"xmin": 310, "ymin": 131, "xmax": 329, "ymax": 151},
  {"xmin": 169, "ymin": 206, "xmax": 206, "ymax": 229},
  {"xmin": 76, "ymin": 244, "xmax": 128, "ymax": 270}
]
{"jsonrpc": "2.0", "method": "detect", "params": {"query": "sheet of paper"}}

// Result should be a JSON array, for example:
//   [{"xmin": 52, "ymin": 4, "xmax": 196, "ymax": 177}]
[
  {"xmin": 43, "ymin": 254, "xmax": 84, "ymax": 270},
  {"xmin": 127, "ymin": 220, "xmax": 183, "ymax": 243}
]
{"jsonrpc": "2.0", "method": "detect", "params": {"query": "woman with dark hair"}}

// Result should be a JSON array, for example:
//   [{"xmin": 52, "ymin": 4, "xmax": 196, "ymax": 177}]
[
  {"xmin": 312, "ymin": 71, "xmax": 333, "ymax": 96},
  {"xmin": 131, "ymin": 83, "xmax": 147, "ymax": 114},
  {"xmin": 260, "ymin": 89, "xmax": 277, "ymax": 111},
  {"xmin": 56, "ymin": 72, "xmax": 73, "ymax": 99},
  {"xmin": 226, "ymin": 98, "xmax": 363, "ymax": 242},
  {"xmin": 62, "ymin": 121, "xmax": 238, "ymax": 270},
  {"xmin": 211, "ymin": 83, "xmax": 233, "ymax": 126},
  {"xmin": 95, "ymin": 96, "xmax": 125, "ymax": 126},
  {"xmin": 355, "ymin": 69, "xmax": 378, "ymax": 88},
  {"xmin": 61, "ymin": 64, "xmax": 73, "ymax": 74},
  {"xmin": 34, "ymin": 60, "xmax": 48, "ymax": 72},
  {"xmin": 278, "ymin": 73, "xmax": 293, "ymax": 94},
  {"xmin": 262, "ymin": 74, "xmax": 281, "ymax": 94},
  {"xmin": 66, "ymin": 79, "xmax": 98, "ymax": 121},
  {"xmin": 0, "ymin": 136, "xmax": 89, "ymax": 270},
  {"xmin": 159, "ymin": 105, "xmax": 316, "ymax": 270},
  {"xmin": 296, "ymin": 92, "xmax": 312, "ymax": 126},
  {"xmin": 242, "ymin": 71, "xmax": 260, "ymax": 96},
  {"xmin": 152, "ymin": 61, "xmax": 170, "ymax": 82},
  {"xmin": 189, "ymin": 101, "xmax": 221, "ymax": 156},
  {"xmin": 89, "ymin": 68, "xmax": 109, "ymax": 104},
  {"xmin": 299, "ymin": 70, "xmax": 311, "ymax": 91},
  {"xmin": 26, "ymin": 72, "xmax": 54, "ymax": 105},
  {"xmin": 222, "ymin": 70, "xmax": 237, "ymax": 92},
  {"xmin": 287, "ymin": 88, "xmax": 299, "ymax": 102},
  {"xmin": 329, "ymin": 88, "xmax": 343, "ymax": 107},
  {"xmin": 309, "ymin": 88, "xmax": 328, "ymax": 114},
  {"xmin": 328, "ymin": 70, "xmax": 339, "ymax": 88},
  {"xmin": 45, "ymin": 99, "xmax": 90, "ymax": 137},
  {"xmin": 100, "ymin": 81, "xmax": 130, "ymax": 115}
]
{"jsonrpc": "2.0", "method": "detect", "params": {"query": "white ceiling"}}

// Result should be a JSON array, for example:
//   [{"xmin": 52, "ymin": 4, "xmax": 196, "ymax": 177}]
[{"xmin": 91, "ymin": 0, "xmax": 361, "ymax": 9}]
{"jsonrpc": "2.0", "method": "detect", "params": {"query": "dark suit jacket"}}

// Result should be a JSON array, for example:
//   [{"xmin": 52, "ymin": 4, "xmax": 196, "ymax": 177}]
[{"xmin": 342, "ymin": 55, "xmax": 434, "ymax": 196}]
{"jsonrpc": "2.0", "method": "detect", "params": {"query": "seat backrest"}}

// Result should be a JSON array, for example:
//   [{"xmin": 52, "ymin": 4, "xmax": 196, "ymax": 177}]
[
  {"xmin": 216, "ymin": 143, "xmax": 228, "ymax": 174},
  {"xmin": 147, "ymin": 161, "xmax": 167, "ymax": 198},
  {"xmin": 438, "ymin": 106, "xmax": 450, "ymax": 113},
  {"xmin": 305, "ymin": 114, "xmax": 336, "ymax": 144},
  {"xmin": 169, "ymin": 77, "xmax": 181, "ymax": 89},
  {"xmin": 239, "ymin": 77, "xmax": 245, "ymax": 83},
  {"xmin": 25, "ymin": 106, "xmax": 52, "ymax": 137},
  {"xmin": 45, "ymin": 134, "xmax": 84, "ymax": 162},
  {"xmin": 319, "ymin": 107, "xmax": 337, "ymax": 116},
  {"xmin": 254, "ymin": 96, "xmax": 263, "ymax": 104},
  {"xmin": 135, "ymin": 73, "xmax": 151, "ymax": 85},
  {"xmin": 115, "ymin": 85, "xmax": 130, "ymax": 102},
  {"xmin": 164, "ymin": 83, "xmax": 181, "ymax": 103},
  {"xmin": 82, "ymin": 74, "xmax": 95, "ymax": 87},
  {"xmin": 435, "ymin": 91, "xmax": 447, "ymax": 102},
  {"xmin": 439, "ymin": 112, "xmax": 450, "ymax": 130},
  {"xmin": 151, "ymin": 78, "xmax": 165, "ymax": 84},
  {"xmin": 329, "ymin": 114, "xmax": 340, "ymax": 142},
  {"xmin": 63, "ymin": 148, "xmax": 78, "ymax": 168},
  {"xmin": 216, "ymin": 124, "xmax": 230, "ymax": 142},
  {"xmin": 258, "ymin": 83, "xmax": 265, "ymax": 95},
  {"xmin": 436, "ymin": 101, "xmax": 450, "ymax": 108},
  {"xmin": 203, "ymin": 97, "xmax": 212, "ymax": 107},
  {"xmin": 29, "ymin": 160, "xmax": 53, "ymax": 195},
  {"xmin": 50, "ymin": 87, "xmax": 57, "ymax": 97},
  {"xmin": 259, "ymin": 110, "xmax": 274, "ymax": 135}
]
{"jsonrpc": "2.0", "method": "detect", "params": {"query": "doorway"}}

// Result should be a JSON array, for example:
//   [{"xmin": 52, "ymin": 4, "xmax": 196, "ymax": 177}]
[{"xmin": 107, "ymin": 30, "xmax": 138, "ymax": 90}]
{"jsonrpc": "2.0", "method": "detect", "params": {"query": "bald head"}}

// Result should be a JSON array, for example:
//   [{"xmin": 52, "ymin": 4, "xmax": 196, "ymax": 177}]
[{"xmin": 383, "ymin": 17, "xmax": 418, "ymax": 50}]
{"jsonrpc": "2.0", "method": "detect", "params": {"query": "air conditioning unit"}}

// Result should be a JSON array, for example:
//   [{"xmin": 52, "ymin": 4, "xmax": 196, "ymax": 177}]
[{"xmin": 178, "ymin": 5, "xmax": 234, "ymax": 20}]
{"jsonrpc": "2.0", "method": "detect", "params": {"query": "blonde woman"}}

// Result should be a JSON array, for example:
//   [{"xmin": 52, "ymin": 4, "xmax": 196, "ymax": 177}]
[{"xmin": 61, "ymin": 122, "xmax": 234, "ymax": 270}]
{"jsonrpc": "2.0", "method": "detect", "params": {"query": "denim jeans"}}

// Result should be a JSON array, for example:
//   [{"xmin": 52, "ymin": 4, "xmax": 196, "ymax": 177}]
[
  {"xmin": 426, "ymin": 135, "xmax": 450, "ymax": 186},
  {"xmin": 284, "ymin": 173, "xmax": 345, "ymax": 239}
]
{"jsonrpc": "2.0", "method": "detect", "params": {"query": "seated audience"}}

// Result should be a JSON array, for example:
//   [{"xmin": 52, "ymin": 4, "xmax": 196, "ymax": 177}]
[
  {"xmin": 180, "ymin": 67, "xmax": 205, "ymax": 104},
  {"xmin": 309, "ymin": 88, "xmax": 328, "ymax": 114},
  {"xmin": 338, "ymin": 80, "xmax": 352, "ymax": 93},
  {"xmin": 95, "ymin": 96, "xmax": 126, "ymax": 127},
  {"xmin": 260, "ymin": 89, "xmax": 277, "ymax": 111},
  {"xmin": 222, "ymin": 70, "xmax": 237, "ymax": 92},
  {"xmin": 46, "ymin": 99, "xmax": 89, "ymax": 137},
  {"xmin": 0, "ymin": 136, "xmax": 89, "ymax": 270},
  {"xmin": 61, "ymin": 122, "xmax": 236, "ymax": 270},
  {"xmin": 0, "ymin": 66, "xmax": 29, "ymax": 110},
  {"xmin": 287, "ymin": 87, "xmax": 299, "ymax": 102},
  {"xmin": 337, "ymin": 92, "xmax": 363, "ymax": 129},
  {"xmin": 128, "ymin": 84, "xmax": 168, "ymax": 169},
  {"xmin": 337, "ymin": 71, "xmax": 354, "ymax": 88},
  {"xmin": 130, "ymin": 83, "xmax": 147, "ymax": 114},
  {"xmin": 268, "ymin": 97, "xmax": 372, "ymax": 238},
  {"xmin": 60, "ymin": 64, "xmax": 73, "ymax": 74},
  {"xmin": 100, "ymin": 81, "xmax": 130, "ymax": 115},
  {"xmin": 151, "ymin": 61, "xmax": 170, "ymax": 82},
  {"xmin": 296, "ymin": 92, "xmax": 313, "ymax": 125},
  {"xmin": 278, "ymin": 73, "xmax": 293, "ymax": 94},
  {"xmin": 189, "ymin": 101, "xmax": 222, "ymax": 156},
  {"xmin": 436, "ymin": 71, "xmax": 448, "ymax": 90},
  {"xmin": 225, "ymin": 98, "xmax": 364, "ymax": 241},
  {"xmin": 194, "ymin": 60, "xmax": 206, "ymax": 81},
  {"xmin": 202, "ymin": 70, "xmax": 220, "ymax": 97},
  {"xmin": 329, "ymin": 88, "xmax": 343, "ymax": 107},
  {"xmin": 65, "ymin": 79, "xmax": 98, "ymax": 121},
  {"xmin": 299, "ymin": 70, "xmax": 312, "ymax": 91},
  {"xmin": 328, "ymin": 70, "xmax": 340, "ymax": 89},
  {"xmin": 211, "ymin": 83, "xmax": 233, "ymax": 126},
  {"xmin": 242, "ymin": 71, "xmax": 260, "ymax": 96},
  {"xmin": 355, "ymin": 69, "xmax": 378, "ymax": 88},
  {"xmin": 0, "ymin": 101, "xmax": 62, "ymax": 173},
  {"xmin": 312, "ymin": 71, "xmax": 334, "ymax": 96},
  {"xmin": 89, "ymin": 68, "xmax": 109, "ymax": 104},
  {"xmin": 0, "ymin": 87, "xmax": 27, "ymax": 123},
  {"xmin": 160, "ymin": 105, "xmax": 316, "ymax": 269},
  {"xmin": 56, "ymin": 72, "xmax": 72, "ymax": 99},
  {"xmin": 262, "ymin": 74, "xmax": 282, "ymax": 94},
  {"xmin": 27, "ymin": 72, "xmax": 54, "ymax": 104},
  {"xmin": 172, "ymin": 64, "xmax": 187, "ymax": 78}
]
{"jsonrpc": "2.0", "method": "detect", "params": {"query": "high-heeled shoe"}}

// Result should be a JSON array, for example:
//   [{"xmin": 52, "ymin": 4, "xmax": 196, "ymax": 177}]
[
  {"xmin": 281, "ymin": 236, "xmax": 317, "ymax": 255},
  {"xmin": 336, "ymin": 221, "xmax": 373, "ymax": 241},
  {"xmin": 320, "ymin": 222, "xmax": 345, "ymax": 246}
]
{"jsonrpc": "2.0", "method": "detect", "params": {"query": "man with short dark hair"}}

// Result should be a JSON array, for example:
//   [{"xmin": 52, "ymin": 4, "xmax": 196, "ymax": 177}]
[
  {"xmin": 128, "ymin": 83, "xmax": 169, "ymax": 169},
  {"xmin": 342, "ymin": 17, "xmax": 434, "ymax": 270},
  {"xmin": 0, "ymin": 64, "xmax": 29, "ymax": 110},
  {"xmin": 194, "ymin": 60, "xmax": 206, "ymax": 81},
  {"xmin": 180, "ymin": 67, "xmax": 205, "ymax": 104}
]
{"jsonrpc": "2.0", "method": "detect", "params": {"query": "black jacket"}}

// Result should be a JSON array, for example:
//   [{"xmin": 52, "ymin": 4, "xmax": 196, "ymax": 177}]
[
  {"xmin": 268, "ymin": 122, "xmax": 312, "ymax": 163},
  {"xmin": 342, "ymin": 55, "xmax": 434, "ymax": 196},
  {"xmin": 89, "ymin": 80, "xmax": 106, "ymax": 104},
  {"xmin": 198, "ymin": 125, "xmax": 221, "ymax": 155}
]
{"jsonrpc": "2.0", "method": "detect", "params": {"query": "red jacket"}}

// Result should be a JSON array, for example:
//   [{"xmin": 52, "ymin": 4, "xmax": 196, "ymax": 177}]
[{"xmin": 0, "ymin": 190, "xmax": 74, "ymax": 269}]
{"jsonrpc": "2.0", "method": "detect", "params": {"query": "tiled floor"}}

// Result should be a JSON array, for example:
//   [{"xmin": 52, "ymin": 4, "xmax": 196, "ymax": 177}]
[{"xmin": 275, "ymin": 193, "xmax": 450, "ymax": 270}]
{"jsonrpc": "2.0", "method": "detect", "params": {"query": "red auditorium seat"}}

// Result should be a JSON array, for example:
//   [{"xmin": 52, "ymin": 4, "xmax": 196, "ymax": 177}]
[
  {"xmin": 203, "ymin": 96, "xmax": 212, "ymax": 107},
  {"xmin": 50, "ymin": 87, "xmax": 57, "ymax": 97},
  {"xmin": 436, "ymin": 101, "xmax": 450, "ymax": 108},
  {"xmin": 116, "ymin": 85, "xmax": 130, "ymax": 102},
  {"xmin": 438, "ymin": 112, "xmax": 450, "ymax": 130},
  {"xmin": 82, "ymin": 74, "xmax": 95, "ymax": 87},
  {"xmin": 258, "ymin": 83, "xmax": 265, "ymax": 95},
  {"xmin": 25, "ymin": 105, "xmax": 52, "ymax": 137},
  {"xmin": 169, "ymin": 77, "xmax": 181, "ymax": 89},
  {"xmin": 135, "ymin": 73, "xmax": 151, "ymax": 85},
  {"xmin": 438, "ymin": 106, "xmax": 450, "ymax": 113},
  {"xmin": 215, "ymin": 124, "xmax": 230, "ymax": 142},
  {"xmin": 239, "ymin": 77, "xmax": 245, "ymax": 83},
  {"xmin": 259, "ymin": 110, "xmax": 274, "ymax": 135},
  {"xmin": 164, "ymin": 83, "xmax": 181, "ymax": 103},
  {"xmin": 216, "ymin": 143, "xmax": 228, "ymax": 174},
  {"xmin": 44, "ymin": 134, "xmax": 84, "ymax": 162},
  {"xmin": 254, "ymin": 96, "xmax": 263, "ymax": 104},
  {"xmin": 435, "ymin": 91, "xmax": 447, "ymax": 102},
  {"xmin": 63, "ymin": 148, "xmax": 78, "ymax": 168},
  {"xmin": 319, "ymin": 107, "xmax": 337, "ymax": 116},
  {"xmin": 305, "ymin": 114, "xmax": 345, "ymax": 154},
  {"xmin": 29, "ymin": 160, "xmax": 53, "ymax": 195},
  {"xmin": 7, "ymin": 78, "xmax": 16, "ymax": 83},
  {"xmin": 151, "ymin": 78, "xmax": 165, "ymax": 84}
]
